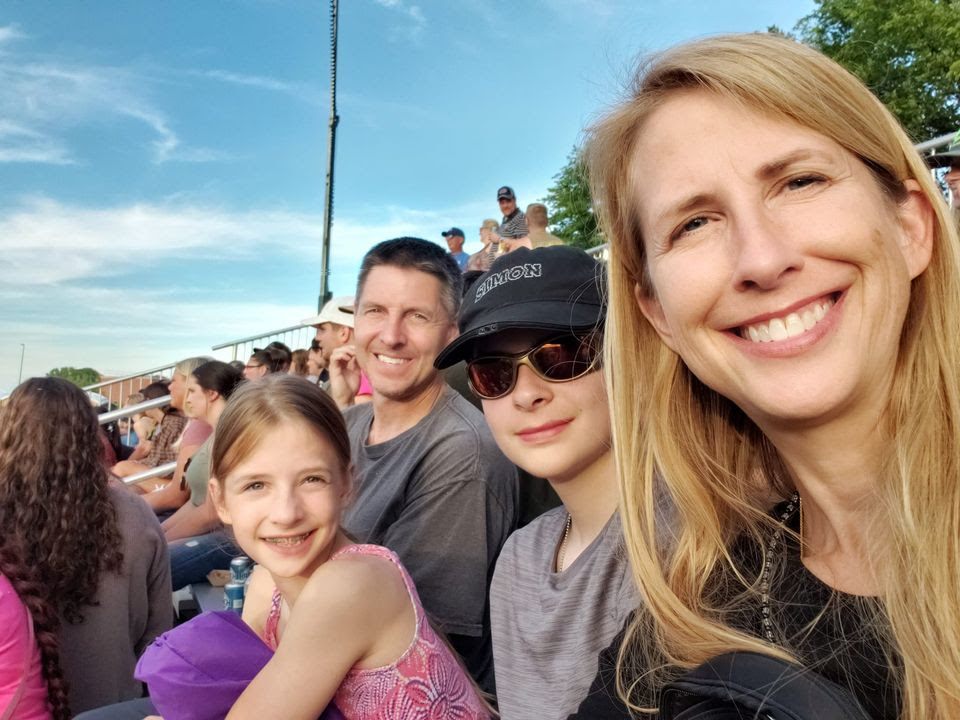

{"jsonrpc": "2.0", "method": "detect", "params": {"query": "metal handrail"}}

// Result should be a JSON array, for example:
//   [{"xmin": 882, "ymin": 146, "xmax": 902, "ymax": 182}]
[
  {"xmin": 98, "ymin": 395, "xmax": 171, "ymax": 425},
  {"xmin": 211, "ymin": 324, "xmax": 310, "ymax": 351},
  {"xmin": 121, "ymin": 461, "xmax": 177, "ymax": 485},
  {"xmin": 916, "ymin": 131, "xmax": 956, "ymax": 154},
  {"xmin": 83, "ymin": 362, "xmax": 178, "ymax": 391}
]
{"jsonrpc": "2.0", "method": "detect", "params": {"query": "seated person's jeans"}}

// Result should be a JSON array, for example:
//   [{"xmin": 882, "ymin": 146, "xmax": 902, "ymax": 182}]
[
  {"xmin": 74, "ymin": 697, "xmax": 156, "ymax": 720},
  {"xmin": 169, "ymin": 530, "xmax": 239, "ymax": 591}
]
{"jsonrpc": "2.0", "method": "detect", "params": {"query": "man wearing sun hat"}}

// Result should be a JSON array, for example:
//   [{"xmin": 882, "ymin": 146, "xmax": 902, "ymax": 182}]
[{"xmin": 300, "ymin": 296, "xmax": 372, "ymax": 405}]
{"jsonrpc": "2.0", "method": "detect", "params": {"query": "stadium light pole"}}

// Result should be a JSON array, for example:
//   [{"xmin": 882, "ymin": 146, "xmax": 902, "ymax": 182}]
[
  {"xmin": 318, "ymin": 0, "xmax": 340, "ymax": 312},
  {"xmin": 17, "ymin": 343, "xmax": 24, "ymax": 384}
]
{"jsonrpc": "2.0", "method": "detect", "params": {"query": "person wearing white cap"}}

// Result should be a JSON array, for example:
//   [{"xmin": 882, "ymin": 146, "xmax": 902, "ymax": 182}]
[{"xmin": 301, "ymin": 296, "xmax": 373, "ymax": 406}]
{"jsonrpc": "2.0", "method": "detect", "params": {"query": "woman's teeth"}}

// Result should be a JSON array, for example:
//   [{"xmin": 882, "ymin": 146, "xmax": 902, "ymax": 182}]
[{"xmin": 741, "ymin": 297, "xmax": 834, "ymax": 343}]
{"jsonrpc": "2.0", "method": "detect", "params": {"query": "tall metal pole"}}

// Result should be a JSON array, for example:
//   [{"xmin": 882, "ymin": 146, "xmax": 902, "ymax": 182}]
[
  {"xmin": 17, "ymin": 343, "xmax": 24, "ymax": 384},
  {"xmin": 318, "ymin": 0, "xmax": 340, "ymax": 311}
]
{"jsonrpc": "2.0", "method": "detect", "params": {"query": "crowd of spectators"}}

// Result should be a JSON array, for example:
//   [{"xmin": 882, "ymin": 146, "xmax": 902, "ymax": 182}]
[{"xmin": 4, "ymin": 31, "xmax": 960, "ymax": 720}]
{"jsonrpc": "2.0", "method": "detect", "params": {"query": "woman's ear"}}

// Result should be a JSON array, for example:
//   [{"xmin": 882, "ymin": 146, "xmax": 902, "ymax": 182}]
[
  {"xmin": 204, "ymin": 388, "xmax": 221, "ymax": 404},
  {"xmin": 634, "ymin": 281, "xmax": 678, "ymax": 352},
  {"xmin": 208, "ymin": 477, "xmax": 231, "ymax": 524},
  {"xmin": 896, "ymin": 179, "xmax": 935, "ymax": 280}
]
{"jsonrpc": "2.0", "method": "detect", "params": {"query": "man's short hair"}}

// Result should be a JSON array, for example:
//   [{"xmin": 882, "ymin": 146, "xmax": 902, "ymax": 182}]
[
  {"xmin": 356, "ymin": 237, "xmax": 464, "ymax": 321},
  {"xmin": 525, "ymin": 203, "xmax": 549, "ymax": 228}
]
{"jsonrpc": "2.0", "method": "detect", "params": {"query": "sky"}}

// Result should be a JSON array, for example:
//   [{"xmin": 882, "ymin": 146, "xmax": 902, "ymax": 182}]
[{"xmin": 0, "ymin": 0, "xmax": 816, "ymax": 392}]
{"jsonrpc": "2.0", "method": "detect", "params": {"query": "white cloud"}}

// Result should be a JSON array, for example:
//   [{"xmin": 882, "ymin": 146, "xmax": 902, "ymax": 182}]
[
  {"xmin": 371, "ymin": 0, "xmax": 427, "ymax": 41},
  {"xmin": 192, "ymin": 69, "xmax": 324, "ymax": 107},
  {"xmin": 0, "ymin": 50, "xmax": 222, "ymax": 165},
  {"xmin": 0, "ymin": 25, "xmax": 26, "ymax": 46}
]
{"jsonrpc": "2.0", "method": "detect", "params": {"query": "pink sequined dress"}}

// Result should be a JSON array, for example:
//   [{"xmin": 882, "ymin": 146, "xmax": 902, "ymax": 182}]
[{"xmin": 263, "ymin": 544, "xmax": 490, "ymax": 720}]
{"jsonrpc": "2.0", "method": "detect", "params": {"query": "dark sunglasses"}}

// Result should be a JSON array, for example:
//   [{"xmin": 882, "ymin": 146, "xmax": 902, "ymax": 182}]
[{"xmin": 466, "ymin": 333, "xmax": 601, "ymax": 400}]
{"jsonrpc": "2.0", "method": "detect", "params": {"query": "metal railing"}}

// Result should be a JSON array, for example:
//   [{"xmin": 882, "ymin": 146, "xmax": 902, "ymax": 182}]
[
  {"xmin": 916, "ymin": 130, "xmax": 956, "ymax": 156},
  {"xmin": 212, "ymin": 324, "xmax": 316, "ymax": 361},
  {"xmin": 585, "ymin": 243, "xmax": 609, "ymax": 262},
  {"xmin": 121, "ymin": 461, "xmax": 177, "ymax": 486},
  {"xmin": 97, "ymin": 395, "xmax": 171, "ymax": 425},
  {"xmin": 83, "ymin": 362, "xmax": 178, "ymax": 409}
]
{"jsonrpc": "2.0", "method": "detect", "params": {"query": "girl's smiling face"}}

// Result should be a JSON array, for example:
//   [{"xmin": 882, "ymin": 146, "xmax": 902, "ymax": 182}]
[{"xmin": 212, "ymin": 420, "xmax": 351, "ymax": 582}]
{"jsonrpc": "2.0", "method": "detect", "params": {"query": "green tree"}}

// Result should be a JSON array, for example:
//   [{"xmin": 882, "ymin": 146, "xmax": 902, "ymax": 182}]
[
  {"xmin": 542, "ymin": 147, "xmax": 602, "ymax": 250},
  {"xmin": 795, "ymin": 0, "xmax": 960, "ymax": 141},
  {"xmin": 48, "ymin": 367, "xmax": 101, "ymax": 387}
]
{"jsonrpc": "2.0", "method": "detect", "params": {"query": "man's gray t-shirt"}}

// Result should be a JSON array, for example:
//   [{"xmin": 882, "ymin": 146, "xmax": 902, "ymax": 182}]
[
  {"xmin": 342, "ymin": 383, "xmax": 519, "ymax": 692},
  {"xmin": 490, "ymin": 508, "xmax": 637, "ymax": 720}
]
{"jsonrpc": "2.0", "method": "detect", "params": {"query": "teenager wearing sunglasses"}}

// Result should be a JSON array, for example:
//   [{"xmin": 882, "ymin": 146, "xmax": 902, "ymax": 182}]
[{"xmin": 436, "ymin": 246, "xmax": 637, "ymax": 720}]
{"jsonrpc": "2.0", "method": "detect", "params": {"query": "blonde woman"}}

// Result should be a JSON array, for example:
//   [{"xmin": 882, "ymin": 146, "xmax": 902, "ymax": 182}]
[{"xmin": 573, "ymin": 33, "xmax": 960, "ymax": 720}]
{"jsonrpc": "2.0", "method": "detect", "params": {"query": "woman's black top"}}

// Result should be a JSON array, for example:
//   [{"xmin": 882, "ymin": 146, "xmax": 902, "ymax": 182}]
[{"xmin": 568, "ymin": 504, "xmax": 900, "ymax": 719}]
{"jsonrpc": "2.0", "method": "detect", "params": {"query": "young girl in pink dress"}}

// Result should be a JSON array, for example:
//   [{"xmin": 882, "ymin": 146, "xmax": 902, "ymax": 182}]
[{"xmin": 205, "ymin": 374, "xmax": 489, "ymax": 720}]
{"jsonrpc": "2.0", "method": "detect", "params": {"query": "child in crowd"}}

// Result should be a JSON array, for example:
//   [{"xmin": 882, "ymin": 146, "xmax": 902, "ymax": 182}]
[
  {"xmin": 161, "ymin": 361, "xmax": 245, "ymax": 589},
  {"xmin": 195, "ymin": 375, "xmax": 488, "ymax": 719},
  {"xmin": 436, "ymin": 246, "xmax": 636, "ymax": 719},
  {"xmin": 0, "ymin": 378, "xmax": 172, "ymax": 716}
]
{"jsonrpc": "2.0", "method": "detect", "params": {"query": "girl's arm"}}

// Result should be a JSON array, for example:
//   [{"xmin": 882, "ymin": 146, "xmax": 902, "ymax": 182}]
[
  {"xmin": 227, "ymin": 554, "xmax": 414, "ymax": 720},
  {"xmin": 162, "ymin": 492, "xmax": 220, "ymax": 542},
  {"xmin": 144, "ymin": 440, "xmax": 201, "ymax": 512}
]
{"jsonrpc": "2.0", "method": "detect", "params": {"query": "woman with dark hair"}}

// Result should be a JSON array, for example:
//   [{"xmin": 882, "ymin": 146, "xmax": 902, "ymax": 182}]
[
  {"xmin": 162, "ymin": 361, "xmax": 246, "ymax": 589},
  {"xmin": 288, "ymin": 349, "xmax": 310, "ymax": 377},
  {"xmin": 0, "ymin": 378, "xmax": 172, "ymax": 715},
  {"xmin": 243, "ymin": 343, "xmax": 291, "ymax": 381}
]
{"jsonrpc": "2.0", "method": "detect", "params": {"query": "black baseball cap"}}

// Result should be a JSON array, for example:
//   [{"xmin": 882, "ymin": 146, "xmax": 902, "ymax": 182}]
[
  {"xmin": 441, "ymin": 227, "xmax": 465, "ymax": 238},
  {"xmin": 497, "ymin": 186, "xmax": 516, "ymax": 201},
  {"xmin": 435, "ymin": 245, "xmax": 606, "ymax": 368}
]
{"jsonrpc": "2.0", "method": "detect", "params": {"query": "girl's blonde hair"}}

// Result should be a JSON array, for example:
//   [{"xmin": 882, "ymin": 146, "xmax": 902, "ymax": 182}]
[{"xmin": 586, "ymin": 33, "xmax": 960, "ymax": 718}]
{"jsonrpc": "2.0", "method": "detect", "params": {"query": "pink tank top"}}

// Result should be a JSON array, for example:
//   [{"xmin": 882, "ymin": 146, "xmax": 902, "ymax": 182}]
[{"xmin": 262, "ymin": 544, "xmax": 489, "ymax": 720}]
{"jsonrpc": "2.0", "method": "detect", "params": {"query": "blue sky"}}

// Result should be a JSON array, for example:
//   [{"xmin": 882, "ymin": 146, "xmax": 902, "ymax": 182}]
[{"xmin": 0, "ymin": 0, "xmax": 815, "ymax": 392}]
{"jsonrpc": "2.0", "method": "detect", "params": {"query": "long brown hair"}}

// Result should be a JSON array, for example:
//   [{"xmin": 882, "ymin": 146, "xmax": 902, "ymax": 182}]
[
  {"xmin": 0, "ymin": 378, "xmax": 125, "ymax": 623},
  {"xmin": 0, "ymin": 545, "xmax": 70, "ymax": 719},
  {"xmin": 586, "ymin": 33, "xmax": 960, "ymax": 718}
]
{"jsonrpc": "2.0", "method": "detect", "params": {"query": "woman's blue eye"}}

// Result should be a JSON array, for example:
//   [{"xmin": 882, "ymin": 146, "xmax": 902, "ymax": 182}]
[
  {"xmin": 680, "ymin": 216, "xmax": 709, "ymax": 234},
  {"xmin": 786, "ymin": 175, "xmax": 824, "ymax": 190},
  {"xmin": 242, "ymin": 481, "xmax": 264, "ymax": 492}
]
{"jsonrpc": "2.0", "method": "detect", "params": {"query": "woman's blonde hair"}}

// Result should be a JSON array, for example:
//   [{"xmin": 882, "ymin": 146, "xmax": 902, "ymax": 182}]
[{"xmin": 586, "ymin": 33, "xmax": 960, "ymax": 718}]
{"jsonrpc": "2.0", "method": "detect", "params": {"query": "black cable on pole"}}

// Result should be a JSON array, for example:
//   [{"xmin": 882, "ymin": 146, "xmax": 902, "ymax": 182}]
[{"xmin": 318, "ymin": 0, "xmax": 339, "ymax": 311}]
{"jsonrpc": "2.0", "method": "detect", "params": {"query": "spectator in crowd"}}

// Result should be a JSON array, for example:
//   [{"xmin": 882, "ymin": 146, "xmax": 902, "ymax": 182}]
[
  {"xmin": 122, "ymin": 358, "xmax": 213, "ymax": 501},
  {"xmin": 0, "ymin": 544, "xmax": 60, "ymax": 718},
  {"xmin": 161, "ymin": 361, "xmax": 245, "ymax": 590},
  {"xmin": 466, "ymin": 219, "xmax": 503, "ymax": 272},
  {"xmin": 0, "ymin": 378, "xmax": 171, "ymax": 715},
  {"xmin": 302, "ymin": 296, "xmax": 373, "ymax": 407},
  {"xmin": 571, "ymin": 33, "xmax": 960, "ymax": 720},
  {"xmin": 111, "ymin": 380, "xmax": 187, "ymax": 481},
  {"xmin": 496, "ymin": 185, "xmax": 528, "ymax": 241},
  {"xmin": 288, "ymin": 348, "xmax": 310, "ymax": 377},
  {"xmin": 306, "ymin": 338, "xmax": 327, "ymax": 384},
  {"xmin": 243, "ymin": 345, "xmax": 288, "ymax": 381},
  {"xmin": 436, "ymin": 246, "xmax": 634, "ymax": 719},
  {"xmin": 442, "ymin": 226, "xmax": 470, "ymax": 270},
  {"xmin": 328, "ymin": 237, "xmax": 518, "ymax": 694},
  {"xmin": 524, "ymin": 202, "xmax": 564, "ymax": 248}
]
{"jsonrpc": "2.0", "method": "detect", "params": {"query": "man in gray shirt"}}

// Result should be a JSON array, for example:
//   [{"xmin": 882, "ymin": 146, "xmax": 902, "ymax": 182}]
[{"xmin": 329, "ymin": 237, "xmax": 519, "ymax": 695}]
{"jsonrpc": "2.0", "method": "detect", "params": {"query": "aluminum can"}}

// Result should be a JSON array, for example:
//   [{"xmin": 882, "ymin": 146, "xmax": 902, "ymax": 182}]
[
  {"xmin": 224, "ymin": 581, "xmax": 245, "ymax": 614},
  {"xmin": 230, "ymin": 555, "xmax": 253, "ymax": 584}
]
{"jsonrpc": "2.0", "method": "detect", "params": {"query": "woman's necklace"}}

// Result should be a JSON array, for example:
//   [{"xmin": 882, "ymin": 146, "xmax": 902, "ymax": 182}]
[
  {"xmin": 759, "ymin": 492, "xmax": 800, "ymax": 643},
  {"xmin": 556, "ymin": 513, "xmax": 573, "ymax": 573}
]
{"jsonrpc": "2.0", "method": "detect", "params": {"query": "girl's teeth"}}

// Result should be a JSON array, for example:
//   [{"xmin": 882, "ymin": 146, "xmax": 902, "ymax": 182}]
[{"xmin": 741, "ymin": 297, "xmax": 834, "ymax": 343}]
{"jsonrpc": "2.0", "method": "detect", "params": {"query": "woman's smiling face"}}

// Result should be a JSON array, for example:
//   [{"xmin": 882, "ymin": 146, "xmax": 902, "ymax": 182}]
[{"xmin": 629, "ymin": 90, "xmax": 932, "ymax": 432}]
